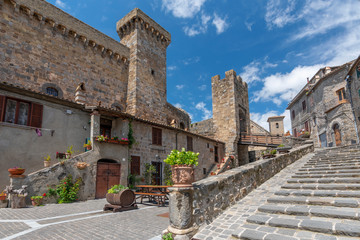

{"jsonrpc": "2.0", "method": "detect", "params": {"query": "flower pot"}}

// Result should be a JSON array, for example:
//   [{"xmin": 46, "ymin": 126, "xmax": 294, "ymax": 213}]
[
  {"xmin": 76, "ymin": 162, "xmax": 88, "ymax": 170},
  {"xmin": 86, "ymin": 145, "xmax": 92, "ymax": 150},
  {"xmin": 31, "ymin": 198, "xmax": 43, "ymax": 206},
  {"xmin": 0, "ymin": 195, "xmax": 6, "ymax": 201},
  {"xmin": 8, "ymin": 168, "xmax": 25, "ymax": 176},
  {"xmin": 44, "ymin": 161, "xmax": 51, "ymax": 168},
  {"xmin": 120, "ymin": 141, "xmax": 129, "ymax": 145},
  {"xmin": 65, "ymin": 153, "xmax": 71, "ymax": 159},
  {"xmin": 106, "ymin": 189, "xmax": 135, "ymax": 207},
  {"xmin": 171, "ymin": 165, "xmax": 194, "ymax": 187}
]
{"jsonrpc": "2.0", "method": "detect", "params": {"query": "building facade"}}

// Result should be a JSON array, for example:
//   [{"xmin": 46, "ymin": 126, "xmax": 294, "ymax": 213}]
[{"xmin": 287, "ymin": 62, "xmax": 358, "ymax": 148}]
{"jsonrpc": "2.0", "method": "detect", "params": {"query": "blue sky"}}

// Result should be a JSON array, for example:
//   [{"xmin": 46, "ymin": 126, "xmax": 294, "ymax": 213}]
[{"xmin": 48, "ymin": 0, "xmax": 360, "ymax": 132}]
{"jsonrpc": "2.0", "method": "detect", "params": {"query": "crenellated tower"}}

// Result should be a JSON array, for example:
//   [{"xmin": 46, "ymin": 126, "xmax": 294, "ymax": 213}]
[
  {"xmin": 117, "ymin": 8, "xmax": 171, "ymax": 123},
  {"xmin": 212, "ymin": 70, "xmax": 250, "ymax": 165}
]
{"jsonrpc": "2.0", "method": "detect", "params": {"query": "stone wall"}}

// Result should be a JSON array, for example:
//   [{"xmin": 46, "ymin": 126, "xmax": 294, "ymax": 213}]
[
  {"xmin": 0, "ymin": 87, "xmax": 90, "ymax": 191},
  {"xmin": 347, "ymin": 57, "xmax": 360, "ymax": 142},
  {"xmin": 190, "ymin": 118, "xmax": 215, "ymax": 138},
  {"xmin": 0, "ymin": 0, "xmax": 130, "ymax": 109},
  {"xmin": 192, "ymin": 144, "xmax": 313, "ymax": 229}
]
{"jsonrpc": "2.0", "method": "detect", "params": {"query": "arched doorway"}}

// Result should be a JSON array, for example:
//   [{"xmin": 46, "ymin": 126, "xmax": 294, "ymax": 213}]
[
  {"xmin": 333, "ymin": 124, "xmax": 341, "ymax": 146},
  {"xmin": 95, "ymin": 159, "xmax": 121, "ymax": 199}
]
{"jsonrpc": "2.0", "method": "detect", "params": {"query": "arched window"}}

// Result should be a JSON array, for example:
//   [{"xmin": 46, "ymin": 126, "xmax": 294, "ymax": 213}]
[
  {"xmin": 46, "ymin": 87, "xmax": 58, "ymax": 97},
  {"xmin": 276, "ymin": 123, "xmax": 279, "ymax": 128},
  {"xmin": 179, "ymin": 122, "xmax": 185, "ymax": 129}
]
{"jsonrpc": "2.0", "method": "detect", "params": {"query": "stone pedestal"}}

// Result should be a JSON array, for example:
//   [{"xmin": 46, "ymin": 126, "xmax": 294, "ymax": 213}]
[{"xmin": 165, "ymin": 187, "xmax": 197, "ymax": 240}]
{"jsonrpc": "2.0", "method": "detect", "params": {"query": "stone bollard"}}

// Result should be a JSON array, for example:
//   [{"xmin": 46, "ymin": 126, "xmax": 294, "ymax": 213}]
[{"xmin": 164, "ymin": 187, "xmax": 197, "ymax": 240}]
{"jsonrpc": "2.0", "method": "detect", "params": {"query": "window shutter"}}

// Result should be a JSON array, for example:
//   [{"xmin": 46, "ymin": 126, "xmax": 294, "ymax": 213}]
[
  {"xmin": 0, "ymin": 95, "xmax": 5, "ymax": 121},
  {"xmin": 131, "ymin": 156, "xmax": 141, "ymax": 175},
  {"xmin": 158, "ymin": 129, "xmax": 162, "ymax": 145},
  {"xmin": 30, "ymin": 103, "xmax": 43, "ymax": 128}
]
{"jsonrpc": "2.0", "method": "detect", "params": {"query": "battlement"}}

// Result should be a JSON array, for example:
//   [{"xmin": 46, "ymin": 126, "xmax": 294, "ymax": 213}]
[
  {"xmin": 116, "ymin": 8, "xmax": 171, "ymax": 46},
  {"xmin": 5, "ymin": 0, "xmax": 130, "ymax": 63},
  {"xmin": 212, "ymin": 70, "xmax": 248, "ymax": 88}
]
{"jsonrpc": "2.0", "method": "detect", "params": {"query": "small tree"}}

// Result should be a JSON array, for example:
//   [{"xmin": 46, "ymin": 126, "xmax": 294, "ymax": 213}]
[
  {"xmin": 163, "ymin": 164, "xmax": 173, "ymax": 186},
  {"xmin": 143, "ymin": 163, "xmax": 157, "ymax": 185}
]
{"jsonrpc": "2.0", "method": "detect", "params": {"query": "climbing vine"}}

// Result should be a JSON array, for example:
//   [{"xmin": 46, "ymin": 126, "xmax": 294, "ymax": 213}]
[{"xmin": 128, "ymin": 119, "xmax": 136, "ymax": 149}]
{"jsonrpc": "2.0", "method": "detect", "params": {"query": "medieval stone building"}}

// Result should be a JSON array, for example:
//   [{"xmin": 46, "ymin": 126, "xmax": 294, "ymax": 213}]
[
  {"xmin": 287, "ymin": 61, "xmax": 358, "ymax": 148},
  {"xmin": 0, "ymin": 0, "xmax": 252, "ymax": 198}
]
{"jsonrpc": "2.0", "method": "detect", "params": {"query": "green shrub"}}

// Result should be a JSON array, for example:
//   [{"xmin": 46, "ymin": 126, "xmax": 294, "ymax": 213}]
[
  {"xmin": 56, "ymin": 175, "xmax": 81, "ymax": 203},
  {"xmin": 107, "ymin": 184, "xmax": 128, "ymax": 194},
  {"xmin": 163, "ymin": 148, "xmax": 199, "ymax": 166}
]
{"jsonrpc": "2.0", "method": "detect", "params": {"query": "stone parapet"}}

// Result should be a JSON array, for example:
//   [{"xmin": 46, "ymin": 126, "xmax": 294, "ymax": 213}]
[
  {"xmin": 165, "ymin": 144, "xmax": 314, "ymax": 239},
  {"xmin": 8, "ymin": 0, "xmax": 130, "ymax": 62}
]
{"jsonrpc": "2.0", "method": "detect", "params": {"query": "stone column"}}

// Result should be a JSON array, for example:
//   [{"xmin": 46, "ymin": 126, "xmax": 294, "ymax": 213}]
[
  {"xmin": 165, "ymin": 187, "xmax": 197, "ymax": 240},
  {"xmin": 90, "ymin": 111, "xmax": 100, "ymax": 141}
]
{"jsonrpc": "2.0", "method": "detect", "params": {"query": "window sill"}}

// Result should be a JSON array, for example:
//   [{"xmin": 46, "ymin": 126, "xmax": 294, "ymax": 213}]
[{"xmin": 150, "ymin": 144, "xmax": 165, "ymax": 151}]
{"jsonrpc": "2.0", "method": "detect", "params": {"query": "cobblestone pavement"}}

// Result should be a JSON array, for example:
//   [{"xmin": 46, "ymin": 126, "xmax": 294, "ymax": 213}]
[
  {"xmin": 0, "ymin": 199, "xmax": 169, "ymax": 240},
  {"xmin": 194, "ymin": 146, "xmax": 360, "ymax": 240}
]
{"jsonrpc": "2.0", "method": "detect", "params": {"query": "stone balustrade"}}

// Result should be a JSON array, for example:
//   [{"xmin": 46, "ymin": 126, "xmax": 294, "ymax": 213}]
[{"xmin": 165, "ymin": 143, "xmax": 314, "ymax": 239}]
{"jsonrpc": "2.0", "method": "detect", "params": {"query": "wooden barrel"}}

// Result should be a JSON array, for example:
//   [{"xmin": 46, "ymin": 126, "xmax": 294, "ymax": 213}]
[{"xmin": 106, "ymin": 189, "xmax": 135, "ymax": 207}]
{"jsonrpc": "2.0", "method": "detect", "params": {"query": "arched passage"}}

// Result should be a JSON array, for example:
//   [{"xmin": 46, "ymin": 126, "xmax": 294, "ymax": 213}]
[
  {"xmin": 95, "ymin": 159, "xmax": 121, "ymax": 199},
  {"xmin": 333, "ymin": 124, "xmax": 341, "ymax": 146}
]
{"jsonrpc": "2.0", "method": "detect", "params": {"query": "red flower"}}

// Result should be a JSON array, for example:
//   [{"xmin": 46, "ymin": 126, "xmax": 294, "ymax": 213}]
[
  {"xmin": 43, "ymin": 193, "xmax": 47, "ymax": 197},
  {"xmin": 64, "ymin": 182, "xmax": 67, "ymax": 184}
]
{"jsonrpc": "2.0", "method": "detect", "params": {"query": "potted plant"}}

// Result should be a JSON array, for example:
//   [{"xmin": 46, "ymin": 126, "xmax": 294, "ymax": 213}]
[
  {"xmin": 83, "ymin": 140, "xmax": 92, "ymax": 150},
  {"xmin": 44, "ymin": 154, "xmax": 51, "ymax": 167},
  {"xmin": 276, "ymin": 144, "xmax": 292, "ymax": 154},
  {"xmin": 163, "ymin": 148, "xmax": 199, "ymax": 187},
  {"xmin": 8, "ymin": 167, "xmax": 25, "ymax": 176},
  {"xmin": 262, "ymin": 149, "xmax": 277, "ymax": 159},
  {"xmin": 96, "ymin": 135, "xmax": 107, "ymax": 142},
  {"xmin": 31, "ymin": 194, "xmax": 46, "ymax": 206},
  {"xmin": 66, "ymin": 145, "xmax": 73, "ymax": 159},
  {"xmin": 0, "ymin": 191, "xmax": 6, "ymax": 201},
  {"xmin": 119, "ymin": 138, "xmax": 129, "ymax": 145},
  {"xmin": 76, "ymin": 162, "xmax": 89, "ymax": 170}
]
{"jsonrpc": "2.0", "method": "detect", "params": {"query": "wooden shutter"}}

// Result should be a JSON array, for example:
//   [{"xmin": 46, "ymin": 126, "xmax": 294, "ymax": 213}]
[
  {"xmin": 187, "ymin": 136, "xmax": 193, "ymax": 151},
  {"xmin": 131, "ymin": 156, "xmax": 141, "ymax": 175},
  {"xmin": 152, "ymin": 128, "xmax": 162, "ymax": 145},
  {"xmin": 158, "ymin": 128, "xmax": 162, "ymax": 145},
  {"xmin": 0, "ymin": 95, "xmax": 5, "ymax": 122},
  {"xmin": 29, "ymin": 103, "xmax": 43, "ymax": 128}
]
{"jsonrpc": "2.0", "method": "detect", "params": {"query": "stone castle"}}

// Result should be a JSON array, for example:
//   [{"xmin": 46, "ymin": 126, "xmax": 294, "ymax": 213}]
[{"xmin": 0, "ymin": 0, "xmax": 253, "ymax": 194}]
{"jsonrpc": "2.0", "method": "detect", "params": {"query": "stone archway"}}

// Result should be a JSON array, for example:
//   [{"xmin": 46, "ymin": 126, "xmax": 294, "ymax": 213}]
[
  {"xmin": 333, "ymin": 124, "xmax": 341, "ymax": 146},
  {"xmin": 95, "ymin": 159, "xmax": 121, "ymax": 199}
]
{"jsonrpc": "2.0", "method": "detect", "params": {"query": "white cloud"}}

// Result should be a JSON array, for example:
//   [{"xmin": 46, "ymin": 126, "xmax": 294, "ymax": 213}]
[
  {"xmin": 184, "ymin": 13, "xmax": 211, "ymax": 36},
  {"xmin": 176, "ymin": 84, "xmax": 185, "ymax": 90},
  {"xmin": 162, "ymin": 0, "xmax": 207, "ymax": 18},
  {"xmin": 240, "ymin": 59, "xmax": 278, "ymax": 84},
  {"xmin": 168, "ymin": 65, "xmax": 177, "ymax": 71},
  {"xmin": 195, "ymin": 102, "xmax": 212, "ymax": 120},
  {"xmin": 212, "ymin": 13, "xmax": 228, "ymax": 34},
  {"xmin": 198, "ymin": 84, "xmax": 206, "ymax": 91},
  {"xmin": 245, "ymin": 21, "xmax": 254, "ymax": 31},
  {"xmin": 252, "ymin": 64, "xmax": 322, "ymax": 105},
  {"xmin": 183, "ymin": 56, "xmax": 200, "ymax": 65},
  {"xmin": 174, "ymin": 103, "xmax": 183, "ymax": 108},
  {"xmin": 101, "ymin": 16, "xmax": 108, "ymax": 22},
  {"xmin": 251, "ymin": 109, "xmax": 291, "ymax": 133},
  {"xmin": 55, "ymin": 0, "xmax": 66, "ymax": 9},
  {"xmin": 265, "ymin": 0, "xmax": 299, "ymax": 29}
]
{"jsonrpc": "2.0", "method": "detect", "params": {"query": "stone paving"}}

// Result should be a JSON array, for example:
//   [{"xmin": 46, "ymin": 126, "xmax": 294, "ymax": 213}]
[
  {"xmin": 0, "ymin": 199, "xmax": 169, "ymax": 240},
  {"xmin": 193, "ymin": 146, "xmax": 360, "ymax": 240}
]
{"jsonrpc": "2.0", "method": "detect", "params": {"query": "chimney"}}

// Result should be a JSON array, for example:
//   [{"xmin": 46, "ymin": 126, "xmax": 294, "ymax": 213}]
[
  {"xmin": 325, "ymin": 67, "xmax": 331, "ymax": 75},
  {"xmin": 75, "ymin": 83, "xmax": 87, "ymax": 105}
]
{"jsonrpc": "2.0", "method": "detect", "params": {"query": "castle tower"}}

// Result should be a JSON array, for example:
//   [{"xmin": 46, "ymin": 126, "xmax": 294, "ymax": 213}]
[
  {"xmin": 267, "ymin": 116, "xmax": 285, "ymax": 136},
  {"xmin": 212, "ymin": 70, "xmax": 250, "ymax": 166},
  {"xmin": 116, "ymin": 8, "xmax": 171, "ymax": 123}
]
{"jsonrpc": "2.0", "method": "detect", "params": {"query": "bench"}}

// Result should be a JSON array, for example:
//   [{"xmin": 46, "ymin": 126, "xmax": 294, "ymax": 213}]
[{"xmin": 135, "ymin": 192, "xmax": 167, "ymax": 205}]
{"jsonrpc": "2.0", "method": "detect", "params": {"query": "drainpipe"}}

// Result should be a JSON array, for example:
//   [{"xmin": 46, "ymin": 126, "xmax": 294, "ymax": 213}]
[
  {"xmin": 346, "ymin": 75, "xmax": 360, "ymax": 144},
  {"xmin": 175, "ymin": 132, "xmax": 178, "ymax": 150}
]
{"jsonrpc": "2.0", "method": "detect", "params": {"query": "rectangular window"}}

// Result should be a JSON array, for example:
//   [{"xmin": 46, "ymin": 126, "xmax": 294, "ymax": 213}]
[
  {"xmin": 152, "ymin": 127, "xmax": 162, "ymax": 145},
  {"xmin": 0, "ymin": 96, "xmax": 43, "ymax": 128},
  {"xmin": 187, "ymin": 136, "xmax": 193, "ymax": 151},
  {"xmin": 130, "ymin": 156, "xmax": 141, "ymax": 175},
  {"xmin": 293, "ymin": 128, "xmax": 297, "ymax": 137},
  {"xmin": 292, "ymin": 110, "xmax": 295, "ymax": 119},
  {"xmin": 302, "ymin": 100, "xmax": 306, "ymax": 111},
  {"xmin": 336, "ymin": 88, "xmax": 346, "ymax": 102}
]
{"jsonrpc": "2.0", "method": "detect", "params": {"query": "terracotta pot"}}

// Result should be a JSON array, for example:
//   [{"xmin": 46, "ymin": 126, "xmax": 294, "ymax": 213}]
[
  {"xmin": 171, "ymin": 165, "xmax": 194, "ymax": 187},
  {"xmin": 86, "ymin": 145, "xmax": 92, "ymax": 150},
  {"xmin": 106, "ymin": 189, "xmax": 135, "ymax": 207},
  {"xmin": 0, "ymin": 195, "xmax": 6, "ymax": 201},
  {"xmin": 76, "ymin": 162, "xmax": 88, "ymax": 170},
  {"xmin": 8, "ymin": 168, "xmax": 25, "ymax": 176},
  {"xmin": 120, "ymin": 141, "xmax": 129, "ymax": 145},
  {"xmin": 44, "ymin": 161, "xmax": 51, "ymax": 168},
  {"xmin": 31, "ymin": 198, "xmax": 43, "ymax": 206}
]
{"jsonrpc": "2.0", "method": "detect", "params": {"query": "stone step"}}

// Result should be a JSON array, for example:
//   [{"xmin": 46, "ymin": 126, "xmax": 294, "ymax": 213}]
[
  {"xmin": 295, "ymin": 169, "xmax": 360, "ymax": 175},
  {"xmin": 292, "ymin": 172, "xmax": 360, "ymax": 178},
  {"xmin": 288, "ymin": 177, "xmax": 360, "ymax": 184},
  {"xmin": 306, "ymin": 160, "xmax": 360, "ymax": 164},
  {"xmin": 244, "ymin": 214, "xmax": 360, "ymax": 237},
  {"xmin": 258, "ymin": 204, "xmax": 360, "ymax": 220},
  {"xmin": 302, "ymin": 163, "xmax": 360, "ymax": 168},
  {"xmin": 299, "ymin": 166, "xmax": 360, "ymax": 171},
  {"xmin": 231, "ymin": 223, "xmax": 351, "ymax": 240},
  {"xmin": 275, "ymin": 189, "xmax": 360, "ymax": 198},
  {"xmin": 267, "ymin": 196, "xmax": 360, "ymax": 208},
  {"xmin": 281, "ymin": 183, "xmax": 360, "ymax": 190}
]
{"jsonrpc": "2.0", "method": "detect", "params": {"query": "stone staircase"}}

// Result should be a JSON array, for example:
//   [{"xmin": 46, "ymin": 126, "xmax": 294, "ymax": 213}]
[{"xmin": 232, "ymin": 146, "xmax": 360, "ymax": 239}]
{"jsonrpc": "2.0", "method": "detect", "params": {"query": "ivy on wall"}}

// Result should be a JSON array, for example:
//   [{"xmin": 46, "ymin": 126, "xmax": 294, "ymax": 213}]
[{"xmin": 128, "ymin": 119, "xmax": 136, "ymax": 149}]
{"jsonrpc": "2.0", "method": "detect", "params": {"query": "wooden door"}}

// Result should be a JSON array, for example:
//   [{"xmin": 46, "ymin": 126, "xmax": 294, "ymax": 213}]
[
  {"xmin": 151, "ymin": 162, "xmax": 162, "ymax": 185},
  {"xmin": 334, "ymin": 125, "xmax": 342, "ymax": 146},
  {"xmin": 95, "ymin": 162, "xmax": 121, "ymax": 199}
]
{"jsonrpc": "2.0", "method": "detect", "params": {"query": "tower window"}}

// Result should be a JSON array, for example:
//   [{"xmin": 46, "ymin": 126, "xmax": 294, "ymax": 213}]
[
  {"xmin": 276, "ymin": 123, "xmax": 279, "ymax": 128},
  {"xmin": 46, "ymin": 87, "xmax": 58, "ymax": 97},
  {"xmin": 151, "ymin": 69, "xmax": 155, "ymax": 76}
]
